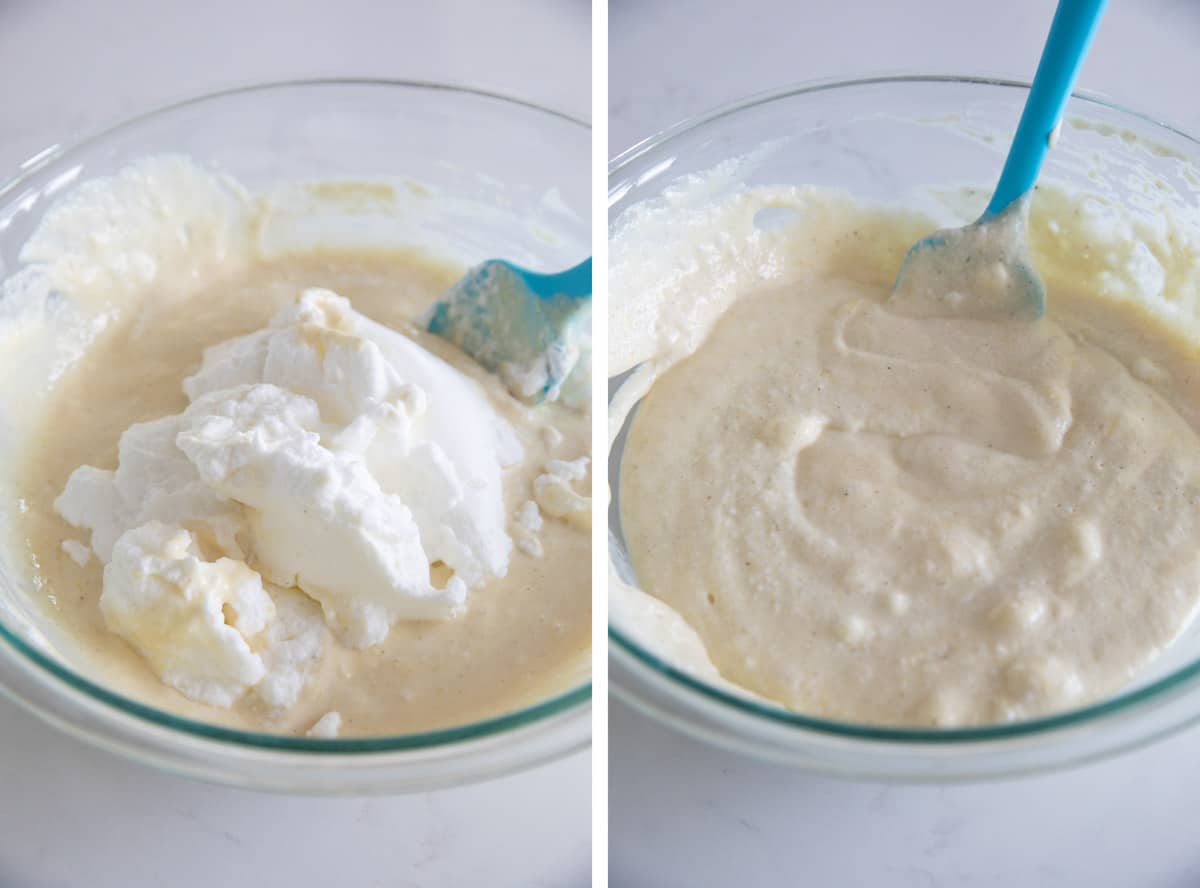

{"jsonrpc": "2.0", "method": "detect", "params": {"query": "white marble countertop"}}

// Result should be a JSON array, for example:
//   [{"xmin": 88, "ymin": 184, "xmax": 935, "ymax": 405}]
[
  {"xmin": 610, "ymin": 697, "xmax": 1200, "ymax": 887},
  {"xmin": 0, "ymin": 3, "xmax": 590, "ymax": 886},
  {"xmin": 610, "ymin": 2, "xmax": 1200, "ymax": 886},
  {"xmin": 609, "ymin": 0, "xmax": 1198, "ymax": 154}
]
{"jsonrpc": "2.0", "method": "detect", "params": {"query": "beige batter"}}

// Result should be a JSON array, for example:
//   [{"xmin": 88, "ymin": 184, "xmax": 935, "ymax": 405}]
[
  {"xmin": 17, "ymin": 249, "xmax": 590, "ymax": 736},
  {"xmin": 615, "ymin": 185, "xmax": 1200, "ymax": 727}
]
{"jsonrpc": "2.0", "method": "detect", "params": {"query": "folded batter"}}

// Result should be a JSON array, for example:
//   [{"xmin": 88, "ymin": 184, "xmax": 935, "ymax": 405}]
[{"xmin": 613, "ymin": 182, "xmax": 1200, "ymax": 727}]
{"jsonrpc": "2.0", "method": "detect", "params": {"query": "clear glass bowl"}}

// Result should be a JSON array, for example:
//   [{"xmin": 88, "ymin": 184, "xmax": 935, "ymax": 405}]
[
  {"xmin": 0, "ymin": 80, "xmax": 590, "ymax": 794},
  {"xmin": 609, "ymin": 75, "xmax": 1200, "ymax": 780}
]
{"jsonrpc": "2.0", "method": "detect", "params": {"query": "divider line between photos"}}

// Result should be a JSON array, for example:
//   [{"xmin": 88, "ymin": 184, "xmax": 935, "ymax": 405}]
[{"xmin": 590, "ymin": 0, "xmax": 610, "ymax": 884}]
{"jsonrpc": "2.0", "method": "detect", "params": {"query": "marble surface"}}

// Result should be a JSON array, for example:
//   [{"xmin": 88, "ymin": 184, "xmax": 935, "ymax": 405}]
[
  {"xmin": 0, "ymin": 2, "xmax": 590, "ymax": 886},
  {"xmin": 609, "ymin": 1, "xmax": 1200, "ymax": 886},
  {"xmin": 610, "ymin": 698, "xmax": 1200, "ymax": 888},
  {"xmin": 0, "ymin": 695, "xmax": 590, "ymax": 888},
  {"xmin": 609, "ymin": 0, "xmax": 1198, "ymax": 154}
]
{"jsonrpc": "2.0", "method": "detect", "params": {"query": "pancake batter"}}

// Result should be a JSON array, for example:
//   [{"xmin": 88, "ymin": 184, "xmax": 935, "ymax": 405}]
[
  {"xmin": 10, "ymin": 158, "xmax": 591, "ymax": 737},
  {"xmin": 614, "ymin": 183, "xmax": 1200, "ymax": 727}
]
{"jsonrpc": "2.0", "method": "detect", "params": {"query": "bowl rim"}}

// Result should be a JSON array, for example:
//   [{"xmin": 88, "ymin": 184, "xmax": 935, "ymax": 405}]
[
  {"xmin": 0, "ymin": 77, "xmax": 592, "ymax": 757},
  {"xmin": 608, "ymin": 72, "xmax": 1200, "ymax": 747},
  {"xmin": 608, "ymin": 71, "xmax": 1200, "ymax": 175},
  {"xmin": 2, "ymin": 76, "xmax": 588, "ymax": 201}
]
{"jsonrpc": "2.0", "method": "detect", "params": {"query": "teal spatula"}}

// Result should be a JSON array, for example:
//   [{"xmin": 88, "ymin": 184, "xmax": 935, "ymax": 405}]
[
  {"xmin": 426, "ymin": 258, "xmax": 591, "ymax": 405},
  {"xmin": 892, "ymin": 0, "xmax": 1108, "ymax": 320}
]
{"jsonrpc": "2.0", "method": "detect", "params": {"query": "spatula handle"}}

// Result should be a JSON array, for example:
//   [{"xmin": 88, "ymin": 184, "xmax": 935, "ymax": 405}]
[{"xmin": 984, "ymin": 0, "xmax": 1108, "ymax": 219}]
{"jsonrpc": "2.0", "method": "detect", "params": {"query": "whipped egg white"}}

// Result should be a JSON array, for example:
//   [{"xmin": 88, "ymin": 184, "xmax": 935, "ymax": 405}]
[{"xmin": 55, "ymin": 287, "xmax": 523, "ymax": 706}]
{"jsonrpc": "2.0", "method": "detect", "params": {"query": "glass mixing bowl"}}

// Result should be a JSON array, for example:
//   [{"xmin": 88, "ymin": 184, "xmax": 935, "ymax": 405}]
[
  {"xmin": 0, "ymin": 80, "xmax": 590, "ymax": 794},
  {"xmin": 609, "ymin": 74, "xmax": 1200, "ymax": 781}
]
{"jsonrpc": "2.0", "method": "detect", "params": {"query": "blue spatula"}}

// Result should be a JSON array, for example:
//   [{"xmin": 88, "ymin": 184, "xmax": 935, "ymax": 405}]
[
  {"xmin": 891, "ymin": 0, "xmax": 1108, "ymax": 320},
  {"xmin": 426, "ymin": 258, "xmax": 591, "ymax": 405}
]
